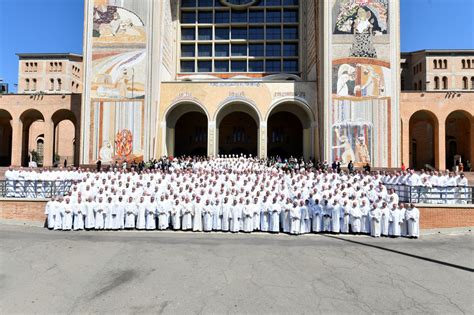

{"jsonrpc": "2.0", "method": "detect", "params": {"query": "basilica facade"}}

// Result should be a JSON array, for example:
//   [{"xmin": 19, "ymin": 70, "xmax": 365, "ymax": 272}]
[{"xmin": 81, "ymin": 0, "xmax": 400, "ymax": 167}]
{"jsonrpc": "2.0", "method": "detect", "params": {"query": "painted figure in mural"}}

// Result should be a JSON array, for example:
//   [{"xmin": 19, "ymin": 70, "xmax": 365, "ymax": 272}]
[
  {"xmin": 334, "ymin": 0, "xmax": 389, "ymax": 58},
  {"xmin": 336, "ymin": 64, "xmax": 356, "ymax": 96},
  {"xmin": 359, "ymin": 65, "xmax": 382, "ymax": 96},
  {"xmin": 99, "ymin": 140, "xmax": 114, "ymax": 163},
  {"xmin": 355, "ymin": 135, "xmax": 371, "ymax": 163},
  {"xmin": 115, "ymin": 129, "xmax": 133, "ymax": 158},
  {"xmin": 333, "ymin": 128, "xmax": 355, "ymax": 164}
]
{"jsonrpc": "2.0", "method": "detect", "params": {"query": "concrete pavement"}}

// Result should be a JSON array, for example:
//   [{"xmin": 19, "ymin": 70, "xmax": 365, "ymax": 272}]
[{"xmin": 0, "ymin": 224, "xmax": 473, "ymax": 314}]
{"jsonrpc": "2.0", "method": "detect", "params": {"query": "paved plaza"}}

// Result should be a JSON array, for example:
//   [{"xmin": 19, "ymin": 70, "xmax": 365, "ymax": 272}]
[{"xmin": 0, "ymin": 224, "xmax": 473, "ymax": 314}]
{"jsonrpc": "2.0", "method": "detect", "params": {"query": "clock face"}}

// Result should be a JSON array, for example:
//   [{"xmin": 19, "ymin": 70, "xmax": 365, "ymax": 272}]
[{"xmin": 220, "ymin": 0, "xmax": 259, "ymax": 9}]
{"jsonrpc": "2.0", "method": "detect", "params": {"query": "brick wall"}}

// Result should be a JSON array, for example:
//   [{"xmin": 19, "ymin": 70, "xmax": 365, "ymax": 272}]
[
  {"xmin": 0, "ymin": 199, "xmax": 47, "ymax": 222},
  {"xmin": 0, "ymin": 200, "xmax": 472, "ymax": 230},
  {"xmin": 419, "ymin": 206, "xmax": 474, "ymax": 229}
]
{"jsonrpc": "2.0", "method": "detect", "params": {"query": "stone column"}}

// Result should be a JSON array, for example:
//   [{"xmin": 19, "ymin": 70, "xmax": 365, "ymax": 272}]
[
  {"xmin": 435, "ymin": 121, "xmax": 446, "ymax": 171},
  {"xmin": 207, "ymin": 121, "xmax": 216, "ymax": 157},
  {"xmin": 258, "ymin": 121, "xmax": 267, "ymax": 159},
  {"xmin": 43, "ymin": 120, "xmax": 55, "ymax": 167},
  {"xmin": 401, "ymin": 119, "xmax": 410, "ymax": 168},
  {"xmin": 10, "ymin": 118, "xmax": 22, "ymax": 166}
]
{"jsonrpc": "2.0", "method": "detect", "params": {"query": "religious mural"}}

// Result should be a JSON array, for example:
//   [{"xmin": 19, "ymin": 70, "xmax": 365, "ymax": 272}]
[
  {"xmin": 330, "ymin": 0, "xmax": 394, "ymax": 167},
  {"xmin": 89, "ymin": 0, "xmax": 148, "ymax": 163}
]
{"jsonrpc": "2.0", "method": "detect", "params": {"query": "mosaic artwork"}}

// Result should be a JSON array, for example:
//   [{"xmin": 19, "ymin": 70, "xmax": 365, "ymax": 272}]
[
  {"xmin": 332, "ymin": 62, "xmax": 391, "ymax": 97},
  {"xmin": 333, "ymin": 0, "xmax": 389, "ymax": 58},
  {"xmin": 91, "ymin": 0, "xmax": 147, "ymax": 99},
  {"xmin": 94, "ymin": 101, "xmax": 144, "ymax": 163}
]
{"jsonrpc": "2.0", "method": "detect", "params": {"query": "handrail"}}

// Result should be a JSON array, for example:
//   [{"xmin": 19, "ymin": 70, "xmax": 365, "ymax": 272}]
[
  {"xmin": 385, "ymin": 184, "xmax": 474, "ymax": 204},
  {"xmin": 0, "ymin": 180, "xmax": 74, "ymax": 199}
]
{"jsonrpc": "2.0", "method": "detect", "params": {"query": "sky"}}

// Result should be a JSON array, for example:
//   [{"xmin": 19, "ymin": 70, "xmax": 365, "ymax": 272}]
[{"xmin": 1, "ymin": 0, "xmax": 473, "ymax": 92}]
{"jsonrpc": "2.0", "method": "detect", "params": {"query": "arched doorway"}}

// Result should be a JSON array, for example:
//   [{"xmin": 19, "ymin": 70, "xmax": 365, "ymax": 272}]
[
  {"xmin": 20, "ymin": 109, "xmax": 45, "ymax": 167},
  {"xmin": 409, "ymin": 110, "xmax": 437, "ymax": 169},
  {"xmin": 216, "ymin": 102, "xmax": 260, "ymax": 157},
  {"xmin": 445, "ymin": 110, "xmax": 472, "ymax": 171},
  {"xmin": 165, "ymin": 102, "xmax": 209, "ymax": 157},
  {"xmin": 0, "ymin": 109, "xmax": 13, "ymax": 166},
  {"xmin": 266, "ymin": 102, "xmax": 313, "ymax": 160},
  {"xmin": 52, "ymin": 109, "xmax": 78, "ymax": 167}
]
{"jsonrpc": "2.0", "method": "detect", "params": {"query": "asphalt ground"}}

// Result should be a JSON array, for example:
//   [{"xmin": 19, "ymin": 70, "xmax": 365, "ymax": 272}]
[{"xmin": 0, "ymin": 224, "xmax": 473, "ymax": 314}]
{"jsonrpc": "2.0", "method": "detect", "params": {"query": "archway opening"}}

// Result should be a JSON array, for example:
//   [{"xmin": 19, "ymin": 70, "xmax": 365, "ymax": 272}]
[
  {"xmin": 20, "ymin": 109, "xmax": 45, "ymax": 167},
  {"xmin": 267, "ymin": 112, "xmax": 303, "ymax": 159},
  {"xmin": 445, "ymin": 110, "xmax": 472, "ymax": 171},
  {"xmin": 165, "ymin": 102, "xmax": 209, "ymax": 157},
  {"xmin": 218, "ymin": 112, "xmax": 258, "ymax": 157},
  {"xmin": 175, "ymin": 112, "xmax": 208, "ymax": 157},
  {"xmin": 0, "ymin": 109, "xmax": 13, "ymax": 166},
  {"xmin": 409, "ymin": 110, "xmax": 437, "ymax": 169},
  {"xmin": 52, "ymin": 109, "xmax": 77, "ymax": 167}
]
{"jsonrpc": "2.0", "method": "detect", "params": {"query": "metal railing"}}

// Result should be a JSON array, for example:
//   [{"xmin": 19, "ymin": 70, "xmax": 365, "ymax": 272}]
[
  {"xmin": 386, "ymin": 184, "xmax": 474, "ymax": 204},
  {"xmin": 0, "ymin": 180, "xmax": 74, "ymax": 199}
]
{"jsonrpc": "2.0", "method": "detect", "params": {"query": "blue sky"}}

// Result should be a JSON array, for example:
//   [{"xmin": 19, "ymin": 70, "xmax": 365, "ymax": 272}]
[{"xmin": 1, "ymin": 0, "xmax": 473, "ymax": 91}]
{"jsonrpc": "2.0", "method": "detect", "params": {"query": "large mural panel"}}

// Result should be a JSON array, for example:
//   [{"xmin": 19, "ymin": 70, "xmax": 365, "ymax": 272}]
[
  {"xmin": 89, "ymin": 0, "xmax": 149, "ymax": 163},
  {"xmin": 329, "ymin": 0, "xmax": 395, "ymax": 167}
]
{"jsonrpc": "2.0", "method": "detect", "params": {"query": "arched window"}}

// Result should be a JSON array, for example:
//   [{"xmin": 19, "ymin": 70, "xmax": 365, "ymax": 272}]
[
  {"xmin": 438, "ymin": 60, "xmax": 443, "ymax": 69},
  {"xmin": 25, "ymin": 79, "xmax": 30, "ymax": 91},
  {"xmin": 32, "ymin": 79, "xmax": 37, "ymax": 91},
  {"xmin": 468, "ymin": 60, "xmax": 472, "ymax": 69},
  {"xmin": 414, "ymin": 82, "xmax": 418, "ymax": 90},
  {"xmin": 471, "ymin": 77, "xmax": 474, "ymax": 90},
  {"xmin": 442, "ymin": 76, "xmax": 448, "ymax": 89},
  {"xmin": 443, "ymin": 59, "xmax": 447, "ymax": 69},
  {"xmin": 462, "ymin": 60, "xmax": 466, "ymax": 69},
  {"xmin": 54, "ymin": 62, "xmax": 58, "ymax": 72},
  {"xmin": 50, "ymin": 62, "xmax": 54, "ymax": 71},
  {"xmin": 433, "ymin": 60, "xmax": 437, "ymax": 69},
  {"xmin": 50, "ymin": 78, "xmax": 54, "ymax": 91},
  {"xmin": 434, "ymin": 76, "xmax": 440, "ymax": 90},
  {"xmin": 25, "ymin": 62, "xmax": 29, "ymax": 72},
  {"xmin": 57, "ymin": 79, "xmax": 62, "ymax": 91},
  {"xmin": 463, "ymin": 77, "xmax": 468, "ymax": 89}
]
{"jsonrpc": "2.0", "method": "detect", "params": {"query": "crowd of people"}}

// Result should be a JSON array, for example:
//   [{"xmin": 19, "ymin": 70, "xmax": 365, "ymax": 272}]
[{"xmin": 36, "ymin": 156, "xmax": 422, "ymax": 238}]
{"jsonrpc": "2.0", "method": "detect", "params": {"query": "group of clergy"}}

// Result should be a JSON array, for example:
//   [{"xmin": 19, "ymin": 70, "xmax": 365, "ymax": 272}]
[
  {"xmin": 41, "ymin": 156, "xmax": 420, "ymax": 238},
  {"xmin": 381, "ymin": 169, "xmax": 470, "ymax": 204}
]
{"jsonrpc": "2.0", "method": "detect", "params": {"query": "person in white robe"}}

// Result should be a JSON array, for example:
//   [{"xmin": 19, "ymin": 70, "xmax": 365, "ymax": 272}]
[
  {"xmin": 193, "ymin": 197, "xmax": 203, "ymax": 232},
  {"xmin": 445, "ymin": 173, "xmax": 457, "ymax": 204},
  {"xmin": 52, "ymin": 197, "xmax": 64, "ymax": 230},
  {"xmin": 114, "ymin": 196, "xmax": 125, "ymax": 230},
  {"xmin": 73, "ymin": 198, "xmax": 85, "ymax": 231},
  {"xmin": 340, "ymin": 200, "xmax": 351, "ymax": 234},
  {"xmin": 260, "ymin": 197, "xmax": 270, "ymax": 232},
  {"xmin": 322, "ymin": 200, "xmax": 332, "ymax": 232},
  {"xmin": 290, "ymin": 201, "xmax": 301, "ymax": 235},
  {"xmin": 104, "ymin": 197, "xmax": 115, "ymax": 230},
  {"xmin": 269, "ymin": 198, "xmax": 281, "ymax": 233},
  {"xmin": 61, "ymin": 198, "xmax": 74, "ymax": 231},
  {"xmin": 136, "ymin": 197, "xmax": 147, "ymax": 230},
  {"xmin": 360, "ymin": 199, "xmax": 371, "ymax": 234},
  {"xmin": 145, "ymin": 196, "xmax": 157, "ymax": 230},
  {"xmin": 300, "ymin": 200, "xmax": 311, "ymax": 234},
  {"xmin": 202, "ymin": 200, "xmax": 213, "ymax": 232},
  {"xmin": 44, "ymin": 197, "xmax": 57, "ymax": 229},
  {"xmin": 84, "ymin": 196, "xmax": 96, "ymax": 230},
  {"xmin": 388, "ymin": 203, "xmax": 403, "ymax": 237},
  {"xmin": 281, "ymin": 200, "xmax": 291, "ymax": 233},
  {"xmin": 331, "ymin": 200, "xmax": 341, "ymax": 233},
  {"xmin": 229, "ymin": 199, "xmax": 242, "ymax": 233},
  {"xmin": 456, "ymin": 173, "xmax": 469, "ymax": 204},
  {"xmin": 94, "ymin": 197, "xmax": 106, "ymax": 230},
  {"xmin": 212, "ymin": 199, "xmax": 222, "ymax": 231},
  {"xmin": 170, "ymin": 199, "xmax": 182, "ymax": 230},
  {"xmin": 124, "ymin": 197, "xmax": 137, "ymax": 229},
  {"xmin": 369, "ymin": 205, "xmax": 382, "ymax": 237},
  {"xmin": 251, "ymin": 198, "xmax": 260, "ymax": 231},
  {"xmin": 242, "ymin": 199, "xmax": 254, "ymax": 233},
  {"xmin": 349, "ymin": 201, "xmax": 362, "ymax": 234},
  {"xmin": 405, "ymin": 203, "xmax": 420, "ymax": 238},
  {"xmin": 311, "ymin": 199, "xmax": 322, "ymax": 233},
  {"xmin": 182, "ymin": 198, "xmax": 194, "ymax": 231},
  {"xmin": 221, "ymin": 197, "xmax": 231, "ymax": 232},
  {"xmin": 157, "ymin": 196, "xmax": 169, "ymax": 230},
  {"xmin": 380, "ymin": 202, "xmax": 390, "ymax": 237}
]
